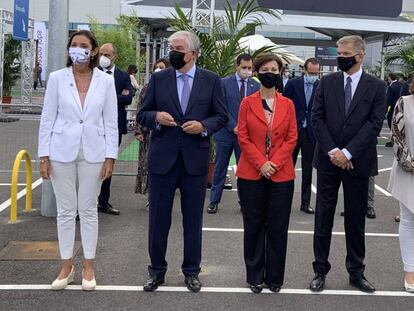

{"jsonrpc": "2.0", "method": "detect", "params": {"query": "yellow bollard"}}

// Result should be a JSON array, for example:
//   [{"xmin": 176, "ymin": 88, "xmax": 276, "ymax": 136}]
[{"xmin": 10, "ymin": 150, "xmax": 33, "ymax": 223}]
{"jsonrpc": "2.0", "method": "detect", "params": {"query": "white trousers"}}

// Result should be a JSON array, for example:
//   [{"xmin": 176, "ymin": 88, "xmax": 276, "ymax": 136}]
[
  {"xmin": 399, "ymin": 203, "xmax": 414, "ymax": 272},
  {"xmin": 50, "ymin": 148, "xmax": 103, "ymax": 259}
]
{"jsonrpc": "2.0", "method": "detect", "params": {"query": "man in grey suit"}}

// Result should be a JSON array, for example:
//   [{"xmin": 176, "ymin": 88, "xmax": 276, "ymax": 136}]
[{"xmin": 207, "ymin": 54, "xmax": 260, "ymax": 214}]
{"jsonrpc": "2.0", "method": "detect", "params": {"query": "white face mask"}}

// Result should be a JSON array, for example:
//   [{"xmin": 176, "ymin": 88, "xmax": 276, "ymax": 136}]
[
  {"xmin": 154, "ymin": 68, "xmax": 163, "ymax": 73},
  {"xmin": 99, "ymin": 55, "xmax": 112, "ymax": 69},
  {"xmin": 239, "ymin": 69, "xmax": 252, "ymax": 79},
  {"xmin": 69, "ymin": 47, "xmax": 91, "ymax": 65}
]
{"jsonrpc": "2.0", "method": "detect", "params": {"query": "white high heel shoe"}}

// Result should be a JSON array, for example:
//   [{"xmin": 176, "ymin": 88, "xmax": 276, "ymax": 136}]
[
  {"xmin": 82, "ymin": 270, "xmax": 96, "ymax": 291},
  {"xmin": 51, "ymin": 266, "xmax": 74, "ymax": 290},
  {"xmin": 405, "ymin": 280, "xmax": 414, "ymax": 293}
]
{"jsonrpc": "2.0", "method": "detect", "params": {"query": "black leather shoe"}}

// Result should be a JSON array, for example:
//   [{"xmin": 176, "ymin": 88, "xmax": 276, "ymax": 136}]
[
  {"xmin": 385, "ymin": 141, "xmax": 394, "ymax": 147},
  {"xmin": 207, "ymin": 202, "xmax": 218, "ymax": 214},
  {"xmin": 395, "ymin": 215, "xmax": 400, "ymax": 222},
  {"xmin": 366, "ymin": 206, "xmax": 376, "ymax": 219},
  {"xmin": 300, "ymin": 205, "xmax": 314, "ymax": 214},
  {"xmin": 340, "ymin": 211, "xmax": 345, "ymax": 217},
  {"xmin": 143, "ymin": 276, "xmax": 165, "ymax": 292},
  {"xmin": 310, "ymin": 273, "xmax": 326, "ymax": 292},
  {"xmin": 268, "ymin": 284, "xmax": 281, "ymax": 293},
  {"xmin": 184, "ymin": 276, "xmax": 202, "ymax": 292},
  {"xmin": 249, "ymin": 284, "xmax": 263, "ymax": 293},
  {"xmin": 98, "ymin": 203, "xmax": 120, "ymax": 215},
  {"xmin": 349, "ymin": 275, "xmax": 375, "ymax": 293}
]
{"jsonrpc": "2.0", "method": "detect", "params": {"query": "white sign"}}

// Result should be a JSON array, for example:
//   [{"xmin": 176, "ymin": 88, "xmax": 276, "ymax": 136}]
[
  {"xmin": 34, "ymin": 21, "xmax": 47, "ymax": 81},
  {"xmin": 77, "ymin": 24, "xmax": 90, "ymax": 31}
]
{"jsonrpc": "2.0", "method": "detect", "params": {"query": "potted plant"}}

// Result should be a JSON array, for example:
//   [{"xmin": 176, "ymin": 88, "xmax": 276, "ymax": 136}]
[{"xmin": 2, "ymin": 34, "xmax": 21, "ymax": 104}]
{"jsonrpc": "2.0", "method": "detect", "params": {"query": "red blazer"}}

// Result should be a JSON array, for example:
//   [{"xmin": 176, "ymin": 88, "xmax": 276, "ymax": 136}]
[{"xmin": 236, "ymin": 91, "xmax": 298, "ymax": 182}]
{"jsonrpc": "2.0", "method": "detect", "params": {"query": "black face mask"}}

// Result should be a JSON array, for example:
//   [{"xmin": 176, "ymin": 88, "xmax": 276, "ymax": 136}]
[
  {"xmin": 258, "ymin": 72, "xmax": 283, "ymax": 90},
  {"xmin": 169, "ymin": 50, "xmax": 187, "ymax": 70},
  {"xmin": 337, "ymin": 55, "xmax": 358, "ymax": 72}
]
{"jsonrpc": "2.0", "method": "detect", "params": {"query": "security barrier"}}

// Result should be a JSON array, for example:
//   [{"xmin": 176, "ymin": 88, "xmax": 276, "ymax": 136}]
[{"xmin": 10, "ymin": 150, "xmax": 33, "ymax": 223}]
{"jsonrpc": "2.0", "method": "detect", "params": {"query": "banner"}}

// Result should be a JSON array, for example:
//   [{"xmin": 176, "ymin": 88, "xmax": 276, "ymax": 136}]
[
  {"xmin": 315, "ymin": 47, "xmax": 338, "ymax": 67},
  {"xmin": 34, "ymin": 21, "xmax": 47, "ymax": 82}
]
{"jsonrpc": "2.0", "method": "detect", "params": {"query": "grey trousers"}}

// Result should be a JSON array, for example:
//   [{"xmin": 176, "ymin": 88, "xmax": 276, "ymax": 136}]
[{"xmin": 368, "ymin": 176, "xmax": 375, "ymax": 209}]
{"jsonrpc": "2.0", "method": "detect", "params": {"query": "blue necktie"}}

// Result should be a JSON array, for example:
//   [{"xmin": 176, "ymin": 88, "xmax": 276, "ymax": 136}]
[
  {"xmin": 344, "ymin": 76, "xmax": 352, "ymax": 115},
  {"xmin": 305, "ymin": 82, "xmax": 313, "ymax": 106},
  {"xmin": 180, "ymin": 74, "xmax": 191, "ymax": 114}
]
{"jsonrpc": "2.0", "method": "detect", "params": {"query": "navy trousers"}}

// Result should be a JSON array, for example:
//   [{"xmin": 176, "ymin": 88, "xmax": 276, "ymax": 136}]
[
  {"xmin": 209, "ymin": 139, "xmax": 241, "ymax": 204},
  {"xmin": 148, "ymin": 153, "xmax": 208, "ymax": 278}
]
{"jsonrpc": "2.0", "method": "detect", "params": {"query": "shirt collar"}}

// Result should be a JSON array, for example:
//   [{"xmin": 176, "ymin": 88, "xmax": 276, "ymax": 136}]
[
  {"xmin": 104, "ymin": 65, "xmax": 115, "ymax": 73},
  {"xmin": 235, "ymin": 72, "xmax": 244, "ymax": 82},
  {"xmin": 343, "ymin": 67, "xmax": 362, "ymax": 82},
  {"xmin": 176, "ymin": 64, "xmax": 196, "ymax": 79}
]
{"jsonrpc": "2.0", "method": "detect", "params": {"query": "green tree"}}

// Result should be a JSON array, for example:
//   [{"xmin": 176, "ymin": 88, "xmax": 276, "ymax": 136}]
[
  {"xmin": 89, "ymin": 15, "xmax": 140, "ymax": 71},
  {"xmin": 2, "ymin": 34, "xmax": 21, "ymax": 97},
  {"xmin": 169, "ymin": 0, "xmax": 283, "ymax": 77}
]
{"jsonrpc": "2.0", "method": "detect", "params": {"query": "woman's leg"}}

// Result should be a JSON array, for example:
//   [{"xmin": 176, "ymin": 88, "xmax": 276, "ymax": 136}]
[
  {"xmin": 399, "ymin": 203, "xmax": 414, "ymax": 283},
  {"xmin": 50, "ymin": 160, "xmax": 77, "ymax": 277},
  {"xmin": 77, "ymin": 157, "xmax": 103, "ymax": 280},
  {"xmin": 238, "ymin": 178, "xmax": 267, "ymax": 286}
]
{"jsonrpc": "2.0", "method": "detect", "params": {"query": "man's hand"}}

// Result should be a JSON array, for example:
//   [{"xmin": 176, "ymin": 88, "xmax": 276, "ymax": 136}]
[
  {"xmin": 39, "ymin": 157, "xmax": 51, "ymax": 179},
  {"xmin": 121, "ymin": 89, "xmax": 129, "ymax": 96},
  {"xmin": 182, "ymin": 121, "xmax": 205, "ymax": 135},
  {"xmin": 330, "ymin": 150, "xmax": 349, "ymax": 167},
  {"xmin": 102, "ymin": 158, "xmax": 115, "ymax": 180},
  {"xmin": 233, "ymin": 126, "xmax": 238, "ymax": 135},
  {"xmin": 260, "ymin": 161, "xmax": 277, "ymax": 179},
  {"xmin": 156, "ymin": 112, "xmax": 177, "ymax": 127}
]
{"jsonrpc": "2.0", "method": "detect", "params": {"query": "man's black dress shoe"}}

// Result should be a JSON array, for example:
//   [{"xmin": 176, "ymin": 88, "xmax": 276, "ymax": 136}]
[
  {"xmin": 185, "ymin": 276, "xmax": 202, "ymax": 292},
  {"xmin": 310, "ymin": 273, "xmax": 326, "ymax": 292},
  {"xmin": 268, "ymin": 284, "xmax": 281, "ymax": 292},
  {"xmin": 300, "ymin": 204, "xmax": 314, "ymax": 214},
  {"xmin": 340, "ymin": 211, "xmax": 345, "ymax": 217},
  {"xmin": 249, "ymin": 284, "xmax": 263, "ymax": 293},
  {"xmin": 366, "ymin": 206, "xmax": 376, "ymax": 219},
  {"xmin": 349, "ymin": 275, "xmax": 375, "ymax": 293},
  {"xmin": 385, "ymin": 141, "xmax": 394, "ymax": 147},
  {"xmin": 98, "ymin": 203, "xmax": 120, "ymax": 215},
  {"xmin": 207, "ymin": 202, "xmax": 218, "ymax": 214},
  {"xmin": 143, "ymin": 276, "xmax": 165, "ymax": 292}
]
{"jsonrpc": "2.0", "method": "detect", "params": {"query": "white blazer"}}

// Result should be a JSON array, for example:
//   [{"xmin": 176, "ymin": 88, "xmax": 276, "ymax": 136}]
[{"xmin": 38, "ymin": 67, "xmax": 118, "ymax": 163}]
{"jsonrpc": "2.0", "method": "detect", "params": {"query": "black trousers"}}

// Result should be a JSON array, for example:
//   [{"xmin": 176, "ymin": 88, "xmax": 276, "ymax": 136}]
[
  {"xmin": 98, "ymin": 132, "xmax": 122, "ymax": 206},
  {"xmin": 292, "ymin": 127, "xmax": 315, "ymax": 207},
  {"xmin": 148, "ymin": 153, "xmax": 207, "ymax": 278},
  {"xmin": 238, "ymin": 177, "xmax": 294, "ymax": 286},
  {"xmin": 387, "ymin": 105, "xmax": 395, "ymax": 130},
  {"xmin": 313, "ymin": 170, "xmax": 369, "ymax": 277}
]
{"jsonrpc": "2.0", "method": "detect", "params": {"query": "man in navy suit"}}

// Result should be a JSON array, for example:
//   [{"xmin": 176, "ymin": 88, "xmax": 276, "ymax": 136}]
[
  {"xmin": 97, "ymin": 43, "xmax": 134, "ymax": 215},
  {"xmin": 137, "ymin": 31, "xmax": 228, "ymax": 292},
  {"xmin": 283, "ymin": 58, "xmax": 320, "ymax": 214},
  {"xmin": 385, "ymin": 73, "xmax": 402, "ymax": 147},
  {"xmin": 207, "ymin": 54, "xmax": 260, "ymax": 214},
  {"xmin": 309, "ymin": 36, "xmax": 386, "ymax": 293}
]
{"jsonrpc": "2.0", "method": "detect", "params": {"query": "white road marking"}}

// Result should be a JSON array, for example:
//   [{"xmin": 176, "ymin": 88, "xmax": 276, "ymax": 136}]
[
  {"xmin": 378, "ymin": 167, "xmax": 392, "ymax": 172},
  {"xmin": 374, "ymin": 184, "xmax": 392, "ymax": 197},
  {"xmin": 202, "ymin": 228, "xmax": 398, "ymax": 237},
  {"xmin": 0, "ymin": 183, "xmax": 27, "ymax": 186},
  {"xmin": 0, "ymin": 284, "xmax": 410, "ymax": 296},
  {"xmin": 311, "ymin": 184, "xmax": 317, "ymax": 194},
  {"xmin": 0, "ymin": 178, "xmax": 43, "ymax": 213}
]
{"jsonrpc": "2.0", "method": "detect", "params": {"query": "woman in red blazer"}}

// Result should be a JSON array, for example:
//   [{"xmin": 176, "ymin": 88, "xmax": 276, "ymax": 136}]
[{"xmin": 237, "ymin": 54, "xmax": 297, "ymax": 293}]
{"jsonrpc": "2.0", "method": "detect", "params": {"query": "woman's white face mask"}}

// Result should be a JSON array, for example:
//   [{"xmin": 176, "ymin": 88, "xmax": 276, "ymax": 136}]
[{"xmin": 69, "ymin": 47, "xmax": 91, "ymax": 65}]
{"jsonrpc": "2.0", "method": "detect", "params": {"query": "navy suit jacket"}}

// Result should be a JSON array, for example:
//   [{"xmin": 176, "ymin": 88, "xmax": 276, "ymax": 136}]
[
  {"xmin": 311, "ymin": 71, "xmax": 386, "ymax": 177},
  {"xmin": 108, "ymin": 67, "xmax": 134, "ymax": 134},
  {"xmin": 386, "ymin": 80, "xmax": 402, "ymax": 110},
  {"xmin": 283, "ymin": 76, "xmax": 318, "ymax": 144},
  {"xmin": 214, "ymin": 74, "xmax": 260, "ymax": 142},
  {"xmin": 136, "ymin": 67, "xmax": 228, "ymax": 175}
]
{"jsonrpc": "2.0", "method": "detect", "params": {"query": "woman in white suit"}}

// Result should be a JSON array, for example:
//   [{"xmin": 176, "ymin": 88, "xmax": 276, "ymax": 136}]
[
  {"xmin": 38, "ymin": 30, "xmax": 118, "ymax": 291},
  {"xmin": 388, "ymin": 83, "xmax": 414, "ymax": 293}
]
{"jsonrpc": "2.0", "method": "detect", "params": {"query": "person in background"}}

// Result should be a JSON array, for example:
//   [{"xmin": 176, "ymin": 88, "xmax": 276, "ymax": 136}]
[
  {"xmin": 137, "ymin": 31, "xmax": 228, "ymax": 293},
  {"xmin": 97, "ymin": 43, "xmax": 134, "ymax": 215},
  {"xmin": 237, "ymin": 54, "xmax": 297, "ymax": 293},
  {"xmin": 282, "ymin": 66, "xmax": 291, "ymax": 89},
  {"xmin": 388, "ymin": 88, "xmax": 414, "ymax": 293},
  {"xmin": 385, "ymin": 73, "xmax": 403, "ymax": 147},
  {"xmin": 38, "ymin": 30, "xmax": 118, "ymax": 291},
  {"xmin": 207, "ymin": 53, "xmax": 260, "ymax": 214},
  {"xmin": 310, "ymin": 35, "xmax": 386, "ymax": 293},
  {"xmin": 127, "ymin": 64, "xmax": 140, "ymax": 124},
  {"xmin": 33, "ymin": 62, "xmax": 43, "ymax": 90},
  {"xmin": 135, "ymin": 58, "xmax": 170, "ymax": 205},
  {"xmin": 283, "ymin": 57, "xmax": 320, "ymax": 215}
]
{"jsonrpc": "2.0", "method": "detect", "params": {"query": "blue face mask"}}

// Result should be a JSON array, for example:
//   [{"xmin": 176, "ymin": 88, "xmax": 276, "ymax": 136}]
[{"xmin": 304, "ymin": 74, "xmax": 318, "ymax": 84}]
